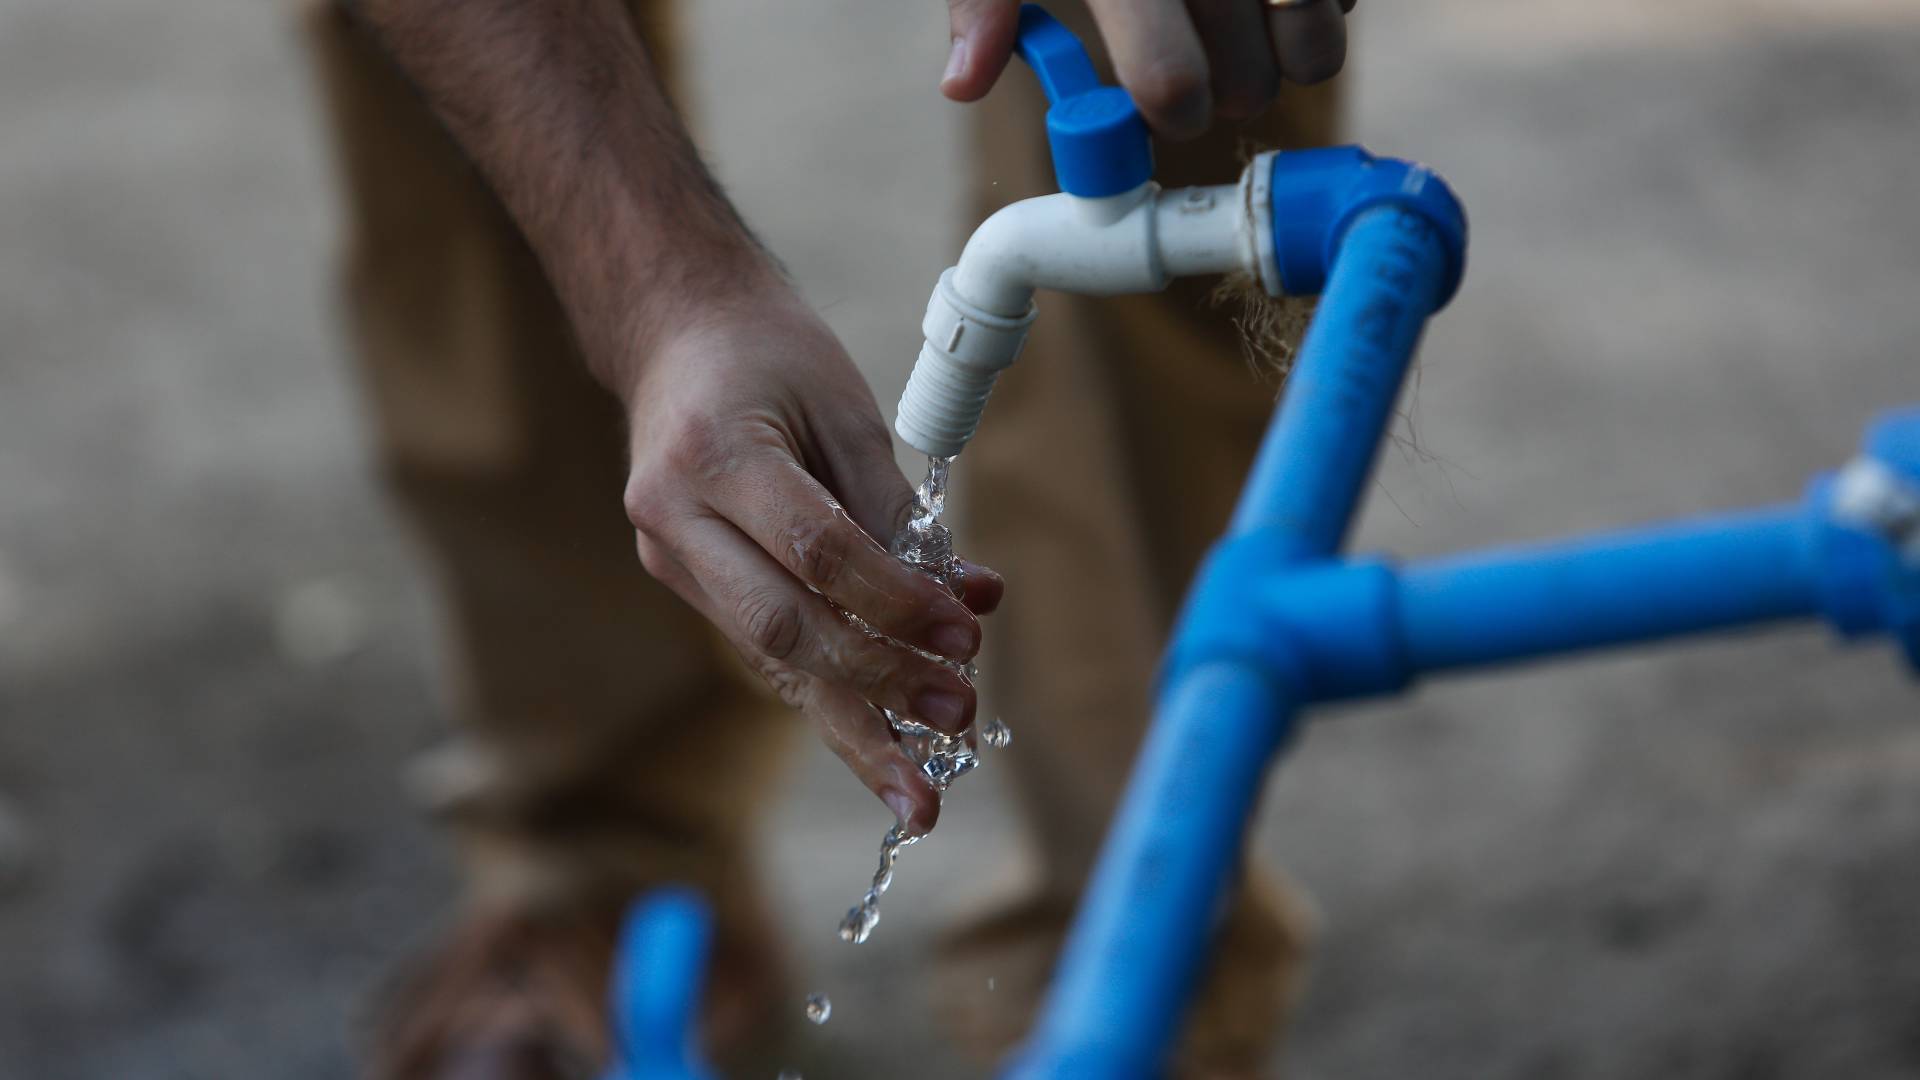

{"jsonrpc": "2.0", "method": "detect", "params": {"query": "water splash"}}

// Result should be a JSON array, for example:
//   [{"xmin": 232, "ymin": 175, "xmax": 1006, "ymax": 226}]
[{"xmin": 883, "ymin": 456, "xmax": 987, "ymax": 791}]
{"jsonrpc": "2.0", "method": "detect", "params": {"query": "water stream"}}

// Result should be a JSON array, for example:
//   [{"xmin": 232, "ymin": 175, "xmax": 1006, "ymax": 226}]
[{"xmin": 835, "ymin": 455, "xmax": 1011, "ymax": 946}]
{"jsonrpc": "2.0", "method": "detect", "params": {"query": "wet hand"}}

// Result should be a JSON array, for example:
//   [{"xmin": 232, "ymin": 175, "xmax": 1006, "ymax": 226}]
[
  {"xmin": 617, "ymin": 276, "xmax": 1004, "ymax": 837},
  {"xmin": 940, "ymin": 0, "xmax": 1355, "ymax": 140}
]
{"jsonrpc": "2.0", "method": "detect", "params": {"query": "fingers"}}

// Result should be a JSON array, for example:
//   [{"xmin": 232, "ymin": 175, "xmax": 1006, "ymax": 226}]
[
  {"xmin": 949, "ymin": 0, "xmax": 1351, "ymax": 135},
  {"xmin": 1088, "ymin": 0, "xmax": 1212, "ymax": 139},
  {"xmin": 1186, "ymin": 0, "xmax": 1279, "ymax": 120},
  {"xmin": 811, "ymin": 413, "xmax": 1007, "ymax": 618},
  {"xmin": 809, "ymin": 411, "xmax": 922, "ymax": 555},
  {"xmin": 941, "ymin": 0, "xmax": 1023, "ymax": 102},
  {"xmin": 711, "ymin": 447, "xmax": 982, "ymax": 662},
  {"xmin": 954, "ymin": 559, "xmax": 1004, "ymax": 616},
  {"xmin": 1265, "ymin": 0, "xmax": 1349, "ymax": 86},
  {"xmin": 645, "ymin": 526, "xmax": 946, "ymax": 835},
  {"xmin": 667, "ymin": 514, "xmax": 979, "ymax": 735},
  {"xmin": 805, "ymin": 678, "xmax": 944, "ymax": 836}
]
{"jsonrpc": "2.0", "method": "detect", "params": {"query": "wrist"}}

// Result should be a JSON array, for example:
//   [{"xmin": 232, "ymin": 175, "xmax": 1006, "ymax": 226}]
[{"xmin": 580, "ymin": 227, "xmax": 792, "ymax": 404}]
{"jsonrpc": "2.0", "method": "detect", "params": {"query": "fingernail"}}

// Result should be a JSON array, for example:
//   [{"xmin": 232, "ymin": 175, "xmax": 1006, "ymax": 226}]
[
  {"xmin": 932, "ymin": 621, "xmax": 976, "ymax": 660},
  {"xmin": 881, "ymin": 787, "xmax": 918, "ymax": 831},
  {"xmin": 943, "ymin": 37, "xmax": 968, "ymax": 84},
  {"xmin": 913, "ymin": 688, "xmax": 967, "ymax": 732}
]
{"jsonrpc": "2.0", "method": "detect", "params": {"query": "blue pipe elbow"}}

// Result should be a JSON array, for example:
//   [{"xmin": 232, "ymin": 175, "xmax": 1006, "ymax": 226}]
[{"xmin": 1268, "ymin": 146, "xmax": 1470, "ymax": 307}]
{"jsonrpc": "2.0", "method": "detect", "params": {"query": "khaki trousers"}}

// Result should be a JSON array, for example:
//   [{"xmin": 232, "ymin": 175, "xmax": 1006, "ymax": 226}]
[{"xmin": 306, "ymin": 1, "xmax": 1340, "ymax": 1071}]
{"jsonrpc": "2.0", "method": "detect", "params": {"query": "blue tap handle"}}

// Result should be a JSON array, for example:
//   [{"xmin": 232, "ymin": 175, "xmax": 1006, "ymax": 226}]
[
  {"xmin": 1013, "ymin": 5, "xmax": 1101, "ymax": 103},
  {"xmin": 1011, "ymin": 5, "xmax": 1153, "ymax": 198}
]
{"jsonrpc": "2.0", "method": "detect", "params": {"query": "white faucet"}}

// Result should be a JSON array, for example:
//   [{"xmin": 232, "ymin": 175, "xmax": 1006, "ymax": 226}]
[
  {"xmin": 894, "ymin": 7, "xmax": 1465, "ymax": 461},
  {"xmin": 895, "ymin": 153, "xmax": 1287, "ymax": 459}
]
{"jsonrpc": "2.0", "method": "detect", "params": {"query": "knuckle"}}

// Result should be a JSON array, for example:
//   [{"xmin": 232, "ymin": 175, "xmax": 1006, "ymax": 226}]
[
  {"xmin": 758, "ymin": 660, "xmax": 811, "ymax": 711},
  {"xmin": 622, "ymin": 475, "xmax": 671, "ymax": 531},
  {"xmin": 660, "ymin": 413, "xmax": 729, "ymax": 481},
  {"xmin": 736, "ymin": 588, "xmax": 807, "ymax": 663},
  {"xmin": 850, "ymin": 646, "xmax": 903, "ymax": 701},
  {"xmin": 779, "ymin": 515, "xmax": 848, "ymax": 591}
]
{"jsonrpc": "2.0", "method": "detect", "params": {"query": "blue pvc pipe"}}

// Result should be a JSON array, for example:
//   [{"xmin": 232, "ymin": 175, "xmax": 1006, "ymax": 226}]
[
  {"xmin": 1398, "ymin": 504, "xmax": 1821, "ymax": 674},
  {"xmin": 1007, "ymin": 661, "xmax": 1298, "ymax": 1080},
  {"xmin": 1012, "ymin": 202, "xmax": 1454, "ymax": 1078},
  {"xmin": 606, "ymin": 889, "xmax": 716, "ymax": 1080},
  {"xmin": 1229, "ymin": 205, "xmax": 1452, "ymax": 556}
]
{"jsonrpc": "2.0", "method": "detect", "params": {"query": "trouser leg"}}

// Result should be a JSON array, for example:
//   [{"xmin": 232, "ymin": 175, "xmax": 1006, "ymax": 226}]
[{"xmin": 301, "ymin": 0, "xmax": 786, "ymax": 955}]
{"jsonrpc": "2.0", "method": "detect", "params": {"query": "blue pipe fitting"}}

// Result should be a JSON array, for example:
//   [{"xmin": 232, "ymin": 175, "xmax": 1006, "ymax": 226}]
[
  {"xmin": 1815, "ymin": 407, "xmax": 1920, "ymax": 672},
  {"xmin": 1228, "ymin": 204, "xmax": 1455, "ymax": 552},
  {"xmin": 1867, "ymin": 406, "xmax": 1920, "ymax": 487},
  {"xmin": 603, "ymin": 889, "xmax": 717, "ymax": 1080},
  {"xmin": 1169, "ymin": 453, "xmax": 1920, "ymax": 710},
  {"xmin": 1013, "ymin": 5, "xmax": 1154, "ymax": 198},
  {"xmin": 1268, "ymin": 146, "xmax": 1470, "ymax": 308},
  {"xmin": 1867, "ymin": 413, "xmax": 1920, "ymax": 669},
  {"xmin": 1163, "ymin": 532, "xmax": 1409, "ymax": 702}
]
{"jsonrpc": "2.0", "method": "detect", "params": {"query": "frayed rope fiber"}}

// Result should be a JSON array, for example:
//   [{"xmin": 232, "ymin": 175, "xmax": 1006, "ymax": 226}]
[{"xmin": 1210, "ymin": 272, "xmax": 1317, "ymax": 388}]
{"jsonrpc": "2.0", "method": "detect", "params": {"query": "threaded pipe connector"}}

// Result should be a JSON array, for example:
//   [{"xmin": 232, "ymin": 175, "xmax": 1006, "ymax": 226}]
[{"xmin": 894, "ymin": 268, "xmax": 1038, "ymax": 458}]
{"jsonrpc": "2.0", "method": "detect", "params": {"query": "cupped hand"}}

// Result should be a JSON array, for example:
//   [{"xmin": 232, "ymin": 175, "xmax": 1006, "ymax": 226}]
[
  {"xmin": 617, "ymin": 273, "xmax": 1003, "ymax": 837},
  {"xmin": 941, "ymin": 0, "xmax": 1356, "ymax": 140}
]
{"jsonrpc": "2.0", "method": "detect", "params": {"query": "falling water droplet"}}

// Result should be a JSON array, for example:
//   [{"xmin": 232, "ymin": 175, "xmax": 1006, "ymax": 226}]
[
  {"xmin": 982, "ymin": 715, "xmax": 1012, "ymax": 749},
  {"xmin": 804, "ymin": 992, "xmax": 832, "ymax": 1025}
]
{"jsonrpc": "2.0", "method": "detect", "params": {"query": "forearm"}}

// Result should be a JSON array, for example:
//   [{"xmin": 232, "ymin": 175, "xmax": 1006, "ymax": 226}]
[{"xmin": 348, "ymin": 0, "xmax": 774, "ymax": 397}]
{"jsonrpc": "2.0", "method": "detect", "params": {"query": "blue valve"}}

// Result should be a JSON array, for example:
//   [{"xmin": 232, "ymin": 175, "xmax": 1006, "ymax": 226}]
[{"xmin": 1014, "ymin": 5, "xmax": 1154, "ymax": 198}]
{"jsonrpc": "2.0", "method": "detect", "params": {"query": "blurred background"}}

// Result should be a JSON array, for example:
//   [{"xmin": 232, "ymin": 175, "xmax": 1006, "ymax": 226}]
[{"xmin": 2, "ymin": 0, "xmax": 1918, "ymax": 1076}]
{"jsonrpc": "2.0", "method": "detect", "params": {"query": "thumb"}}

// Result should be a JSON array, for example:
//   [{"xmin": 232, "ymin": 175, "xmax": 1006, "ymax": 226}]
[{"xmin": 941, "ymin": 0, "xmax": 1022, "ymax": 102}]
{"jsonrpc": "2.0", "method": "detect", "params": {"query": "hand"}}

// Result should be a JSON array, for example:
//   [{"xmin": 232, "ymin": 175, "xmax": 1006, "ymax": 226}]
[
  {"xmin": 353, "ymin": 0, "xmax": 996, "ymax": 833},
  {"xmin": 941, "ymin": 0, "xmax": 1356, "ymax": 140},
  {"xmin": 617, "ymin": 270, "xmax": 1004, "ymax": 837}
]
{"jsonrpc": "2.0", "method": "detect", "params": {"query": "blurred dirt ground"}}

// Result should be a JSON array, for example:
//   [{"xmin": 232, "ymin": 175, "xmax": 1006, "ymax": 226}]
[{"xmin": 1, "ymin": 1, "xmax": 1918, "ymax": 1077}]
